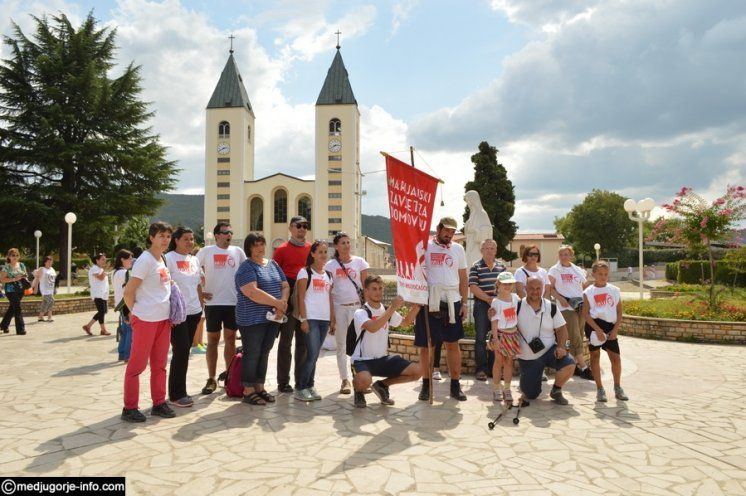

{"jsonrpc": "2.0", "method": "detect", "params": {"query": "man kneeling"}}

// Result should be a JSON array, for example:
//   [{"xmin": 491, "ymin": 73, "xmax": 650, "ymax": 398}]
[{"xmin": 351, "ymin": 275, "xmax": 420, "ymax": 408}]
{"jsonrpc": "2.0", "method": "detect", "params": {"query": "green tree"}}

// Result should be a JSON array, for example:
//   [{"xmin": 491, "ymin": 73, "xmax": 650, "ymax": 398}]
[
  {"xmin": 554, "ymin": 189, "xmax": 637, "ymax": 259},
  {"xmin": 462, "ymin": 141, "xmax": 518, "ymax": 261},
  {"xmin": 0, "ymin": 12, "xmax": 177, "ymax": 275}
]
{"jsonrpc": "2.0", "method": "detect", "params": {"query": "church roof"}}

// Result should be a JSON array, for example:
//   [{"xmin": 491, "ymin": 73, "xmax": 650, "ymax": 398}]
[
  {"xmin": 316, "ymin": 49, "xmax": 357, "ymax": 105},
  {"xmin": 207, "ymin": 53, "xmax": 254, "ymax": 113},
  {"xmin": 246, "ymin": 172, "xmax": 315, "ymax": 184}
]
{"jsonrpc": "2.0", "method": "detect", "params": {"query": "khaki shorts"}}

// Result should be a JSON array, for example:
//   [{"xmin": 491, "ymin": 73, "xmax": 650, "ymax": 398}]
[{"xmin": 560, "ymin": 309, "xmax": 584, "ymax": 359}]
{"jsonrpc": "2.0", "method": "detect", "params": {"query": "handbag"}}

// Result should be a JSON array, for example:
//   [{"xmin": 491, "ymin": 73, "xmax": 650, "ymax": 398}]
[{"xmin": 20, "ymin": 277, "xmax": 31, "ymax": 291}]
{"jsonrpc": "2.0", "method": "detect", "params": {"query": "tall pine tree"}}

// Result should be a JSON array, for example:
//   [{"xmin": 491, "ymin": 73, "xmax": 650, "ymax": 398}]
[
  {"xmin": 463, "ymin": 141, "xmax": 518, "ymax": 261},
  {"xmin": 0, "ymin": 12, "xmax": 177, "ymax": 273}
]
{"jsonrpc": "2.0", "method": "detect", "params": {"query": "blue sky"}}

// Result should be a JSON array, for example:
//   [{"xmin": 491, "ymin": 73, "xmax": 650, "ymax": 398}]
[{"xmin": 2, "ymin": 0, "xmax": 744, "ymax": 232}]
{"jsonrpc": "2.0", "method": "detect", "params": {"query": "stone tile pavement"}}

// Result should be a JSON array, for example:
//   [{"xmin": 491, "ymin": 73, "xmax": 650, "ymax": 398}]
[{"xmin": 0, "ymin": 311, "xmax": 744, "ymax": 495}]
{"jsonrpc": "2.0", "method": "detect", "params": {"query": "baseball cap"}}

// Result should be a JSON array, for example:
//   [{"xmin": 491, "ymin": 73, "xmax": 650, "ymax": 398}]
[
  {"xmin": 290, "ymin": 216, "xmax": 309, "ymax": 226},
  {"xmin": 439, "ymin": 216, "xmax": 458, "ymax": 230},
  {"xmin": 497, "ymin": 272, "xmax": 517, "ymax": 284}
]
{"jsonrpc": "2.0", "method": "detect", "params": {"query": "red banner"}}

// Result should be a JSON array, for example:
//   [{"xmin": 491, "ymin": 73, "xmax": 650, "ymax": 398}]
[{"xmin": 385, "ymin": 154, "xmax": 439, "ymax": 304}]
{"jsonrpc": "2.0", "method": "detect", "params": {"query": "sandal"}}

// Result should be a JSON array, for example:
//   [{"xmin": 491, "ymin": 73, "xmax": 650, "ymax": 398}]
[
  {"xmin": 257, "ymin": 390, "xmax": 275, "ymax": 403},
  {"xmin": 82, "ymin": 325, "xmax": 92, "ymax": 336},
  {"xmin": 242, "ymin": 392, "xmax": 266, "ymax": 405}
]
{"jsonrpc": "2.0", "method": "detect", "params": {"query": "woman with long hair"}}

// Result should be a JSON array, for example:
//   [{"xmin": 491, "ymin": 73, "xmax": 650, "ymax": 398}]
[
  {"xmin": 0, "ymin": 248, "xmax": 28, "ymax": 335},
  {"xmin": 112, "ymin": 249, "xmax": 134, "ymax": 362},
  {"xmin": 164, "ymin": 227, "xmax": 204, "ymax": 407},
  {"xmin": 83, "ymin": 253, "xmax": 111, "ymax": 336},
  {"xmin": 121, "ymin": 221, "xmax": 175, "ymax": 422}
]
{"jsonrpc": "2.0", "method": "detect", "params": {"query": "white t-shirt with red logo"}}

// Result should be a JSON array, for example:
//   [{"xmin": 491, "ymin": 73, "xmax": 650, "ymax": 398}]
[
  {"xmin": 165, "ymin": 251, "xmax": 203, "ymax": 315},
  {"xmin": 548, "ymin": 262, "xmax": 587, "ymax": 311},
  {"xmin": 196, "ymin": 245, "xmax": 246, "ymax": 306},
  {"xmin": 325, "ymin": 256, "xmax": 369, "ymax": 305},
  {"xmin": 584, "ymin": 283, "xmax": 621, "ymax": 323},
  {"xmin": 490, "ymin": 293, "xmax": 520, "ymax": 330},
  {"xmin": 296, "ymin": 267, "xmax": 333, "ymax": 321},
  {"xmin": 424, "ymin": 240, "xmax": 468, "ymax": 291},
  {"xmin": 352, "ymin": 303, "xmax": 403, "ymax": 361},
  {"xmin": 131, "ymin": 250, "xmax": 171, "ymax": 322}
]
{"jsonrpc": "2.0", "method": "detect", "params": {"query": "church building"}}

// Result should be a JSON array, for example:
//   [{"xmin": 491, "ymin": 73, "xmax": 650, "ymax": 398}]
[{"xmin": 203, "ymin": 43, "xmax": 363, "ymax": 253}]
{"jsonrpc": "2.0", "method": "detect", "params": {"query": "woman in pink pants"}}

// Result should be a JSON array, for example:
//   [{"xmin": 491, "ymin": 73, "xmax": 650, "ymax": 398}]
[{"xmin": 121, "ymin": 221, "xmax": 174, "ymax": 423}]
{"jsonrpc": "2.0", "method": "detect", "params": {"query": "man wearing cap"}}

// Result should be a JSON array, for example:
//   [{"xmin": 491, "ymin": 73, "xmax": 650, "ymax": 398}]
[
  {"xmin": 273, "ymin": 216, "xmax": 311, "ymax": 393},
  {"xmin": 415, "ymin": 216, "xmax": 469, "ymax": 401},
  {"xmin": 469, "ymin": 239, "xmax": 506, "ymax": 381}
]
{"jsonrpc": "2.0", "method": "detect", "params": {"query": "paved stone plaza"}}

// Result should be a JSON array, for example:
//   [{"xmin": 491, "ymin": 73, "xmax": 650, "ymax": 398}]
[{"xmin": 0, "ymin": 311, "xmax": 744, "ymax": 495}]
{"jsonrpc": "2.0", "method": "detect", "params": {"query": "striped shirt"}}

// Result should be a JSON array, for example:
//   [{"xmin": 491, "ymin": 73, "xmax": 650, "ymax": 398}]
[
  {"xmin": 468, "ymin": 259, "xmax": 506, "ymax": 296},
  {"xmin": 235, "ymin": 259, "xmax": 287, "ymax": 327}
]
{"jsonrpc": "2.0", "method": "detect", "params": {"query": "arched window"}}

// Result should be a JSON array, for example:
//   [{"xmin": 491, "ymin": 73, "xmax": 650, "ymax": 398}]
[
  {"xmin": 329, "ymin": 118, "xmax": 341, "ymax": 134},
  {"xmin": 218, "ymin": 121, "xmax": 230, "ymax": 138},
  {"xmin": 250, "ymin": 197, "xmax": 263, "ymax": 231},
  {"xmin": 273, "ymin": 189, "xmax": 287, "ymax": 223},
  {"xmin": 298, "ymin": 196, "xmax": 312, "ymax": 225},
  {"xmin": 247, "ymin": 125, "xmax": 251, "ymax": 143}
]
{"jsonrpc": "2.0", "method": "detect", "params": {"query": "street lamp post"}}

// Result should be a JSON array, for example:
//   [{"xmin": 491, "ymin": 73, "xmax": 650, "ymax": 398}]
[
  {"xmin": 594, "ymin": 243, "xmax": 601, "ymax": 263},
  {"xmin": 34, "ymin": 230, "xmax": 42, "ymax": 270},
  {"xmin": 64, "ymin": 212, "xmax": 77, "ymax": 295},
  {"xmin": 624, "ymin": 198, "xmax": 655, "ymax": 299}
]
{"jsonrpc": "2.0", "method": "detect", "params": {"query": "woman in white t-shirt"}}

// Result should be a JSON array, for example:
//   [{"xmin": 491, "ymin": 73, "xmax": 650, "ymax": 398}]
[
  {"xmin": 295, "ymin": 240, "xmax": 335, "ymax": 402},
  {"xmin": 514, "ymin": 245, "xmax": 550, "ymax": 299},
  {"xmin": 83, "ymin": 253, "xmax": 111, "ymax": 336},
  {"xmin": 112, "ymin": 249, "xmax": 134, "ymax": 362},
  {"xmin": 164, "ymin": 227, "xmax": 204, "ymax": 408},
  {"xmin": 121, "ymin": 222, "xmax": 174, "ymax": 423},
  {"xmin": 324, "ymin": 232, "xmax": 369, "ymax": 395},
  {"xmin": 34, "ymin": 256, "xmax": 57, "ymax": 322}
]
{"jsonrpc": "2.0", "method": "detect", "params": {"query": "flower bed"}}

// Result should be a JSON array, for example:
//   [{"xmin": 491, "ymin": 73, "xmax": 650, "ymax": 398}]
[{"xmin": 620, "ymin": 314, "xmax": 746, "ymax": 344}]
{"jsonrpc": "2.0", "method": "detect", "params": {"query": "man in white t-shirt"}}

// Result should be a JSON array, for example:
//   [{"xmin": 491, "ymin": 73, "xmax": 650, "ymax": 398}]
[
  {"xmin": 414, "ymin": 216, "xmax": 469, "ymax": 402},
  {"xmin": 196, "ymin": 222, "xmax": 247, "ymax": 395},
  {"xmin": 516, "ymin": 277, "xmax": 576, "ymax": 405},
  {"xmin": 351, "ymin": 275, "xmax": 419, "ymax": 408}
]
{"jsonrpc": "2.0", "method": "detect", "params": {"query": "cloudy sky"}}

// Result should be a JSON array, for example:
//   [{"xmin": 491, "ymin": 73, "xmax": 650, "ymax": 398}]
[{"xmin": 2, "ymin": 0, "xmax": 744, "ymax": 231}]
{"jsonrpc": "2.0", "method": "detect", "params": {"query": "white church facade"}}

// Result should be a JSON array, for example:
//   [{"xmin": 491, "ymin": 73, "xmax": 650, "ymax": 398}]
[{"xmin": 203, "ymin": 45, "xmax": 364, "ymax": 254}]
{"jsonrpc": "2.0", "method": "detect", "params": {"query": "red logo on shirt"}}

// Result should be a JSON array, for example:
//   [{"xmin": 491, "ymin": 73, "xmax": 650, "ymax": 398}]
[
  {"xmin": 430, "ymin": 253, "xmax": 454, "ymax": 267},
  {"xmin": 213, "ymin": 254, "xmax": 235, "ymax": 268},
  {"xmin": 594, "ymin": 293, "xmax": 614, "ymax": 307},
  {"xmin": 561, "ymin": 273, "xmax": 575, "ymax": 283},
  {"xmin": 335, "ymin": 267, "xmax": 358, "ymax": 279},
  {"xmin": 176, "ymin": 261, "xmax": 191, "ymax": 273},
  {"xmin": 158, "ymin": 268, "xmax": 170, "ymax": 284},
  {"xmin": 312, "ymin": 278, "xmax": 329, "ymax": 292},
  {"xmin": 502, "ymin": 307, "xmax": 517, "ymax": 323}
]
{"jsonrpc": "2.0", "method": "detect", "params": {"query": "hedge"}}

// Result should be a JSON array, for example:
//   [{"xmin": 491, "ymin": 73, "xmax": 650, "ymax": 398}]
[
  {"xmin": 673, "ymin": 260, "xmax": 746, "ymax": 286},
  {"xmin": 665, "ymin": 262, "xmax": 678, "ymax": 281}
]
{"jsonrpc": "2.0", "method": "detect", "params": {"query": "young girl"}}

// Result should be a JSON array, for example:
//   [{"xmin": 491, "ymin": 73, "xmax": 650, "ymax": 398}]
[
  {"xmin": 582, "ymin": 261, "xmax": 628, "ymax": 402},
  {"xmin": 488, "ymin": 272, "xmax": 522, "ymax": 403},
  {"xmin": 84, "ymin": 253, "xmax": 111, "ymax": 336},
  {"xmin": 295, "ymin": 240, "xmax": 335, "ymax": 402}
]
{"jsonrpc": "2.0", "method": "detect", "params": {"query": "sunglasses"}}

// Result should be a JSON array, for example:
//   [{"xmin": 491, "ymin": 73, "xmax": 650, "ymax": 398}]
[
  {"xmin": 218, "ymin": 230, "xmax": 233, "ymax": 235},
  {"xmin": 527, "ymin": 252, "xmax": 540, "ymax": 257},
  {"xmin": 294, "ymin": 223, "xmax": 309, "ymax": 229}
]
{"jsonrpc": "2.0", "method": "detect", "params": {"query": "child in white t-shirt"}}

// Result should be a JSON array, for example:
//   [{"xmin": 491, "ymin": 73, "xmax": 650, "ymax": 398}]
[
  {"xmin": 489, "ymin": 271, "xmax": 521, "ymax": 403},
  {"xmin": 582, "ymin": 261, "xmax": 628, "ymax": 402}
]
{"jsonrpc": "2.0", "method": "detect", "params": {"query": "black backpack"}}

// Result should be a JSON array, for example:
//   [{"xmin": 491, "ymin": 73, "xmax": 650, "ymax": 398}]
[{"xmin": 346, "ymin": 306, "xmax": 373, "ymax": 356}]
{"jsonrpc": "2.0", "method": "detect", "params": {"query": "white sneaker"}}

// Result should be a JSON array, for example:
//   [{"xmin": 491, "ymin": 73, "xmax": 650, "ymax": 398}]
[
  {"xmin": 432, "ymin": 370, "xmax": 442, "ymax": 381},
  {"xmin": 492, "ymin": 389, "xmax": 503, "ymax": 402},
  {"xmin": 294, "ymin": 388, "xmax": 314, "ymax": 401}
]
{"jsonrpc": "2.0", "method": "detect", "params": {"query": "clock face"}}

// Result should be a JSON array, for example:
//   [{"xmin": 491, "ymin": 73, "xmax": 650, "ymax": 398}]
[
  {"xmin": 217, "ymin": 142, "xmax": 230, "ymax": 155},
  {"xmin": 328, "ymin": 139, "xmax": 342, "ymax": 153}
]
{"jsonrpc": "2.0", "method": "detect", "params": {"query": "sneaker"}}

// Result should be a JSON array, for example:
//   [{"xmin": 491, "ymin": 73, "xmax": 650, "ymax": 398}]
[
  {"xmin": 201, "ymin": 378, "xmax": 217, "ymax": 395},
  {"xmin": 172, "ymin": 396, "xmax": 194, "ymax": 408},
  {"xmin": 579, "ymin": 368, "xmax": 594, "ymax": 380},
  {"xmin": 308, "ymin": 387, "xmax": 322, "ymax": 401},
  {"xmin": 354, "ymin": 392, "xmax": 367, "ymax": 408},
  {"xmin": 450, "ymin": 384, "xmax": 467, "ymax": 401},
  {"xmin": 503, "ymin": 389, "xmax": 513, "ymax": 403},
  {"xmin": 294, "ymin": 388, "xmax": 314, "ymax": 401},
  {"xmin": 340, "ymin": 379, "xmax": 352, "ymax": 395},
  {"xmin": 151, "ymin": 402, "xmax": 176, "ymax": 418},
  {"xmin": 371, "ymin": 381, "xmax": 395, "ymax": 406},
  {"xmin": 597, "ymin": 388, "xmax": 608, "ymax": 402},
  {"xmin": 121, "ymin": 408, "xmax": 146, "ymax": 423},
  {"xmin": 278, "ymin": 384, "xmax": 294, "ymax": 393},
  {"xmin": 492, "ymin": 389, "xmax": 503, "ymax": 402},
  {"xmin": 550, "ymin": 388, "xmax": 569, "ymax": 405},
  {"xmin": 191, "ymin": 345, "xmax": 206, "ymax": 355},
  {"xmin": 475, "ymin": 371, "xmax": 488, "ymax": 381},
  {"xmin": 432, "ymin": 370, "xmax": 442, "ymax": 381},
  {"xmin": 614, "ymin": 386, "xmax": 629, "ymax": 401}
]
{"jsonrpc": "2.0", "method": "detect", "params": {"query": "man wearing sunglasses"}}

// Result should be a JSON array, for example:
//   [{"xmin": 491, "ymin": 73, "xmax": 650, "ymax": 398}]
[
  {"xmin": 272, "ymin": 216, "xmax": 311, "ymax": 393},
  {"xmin": 196, "ymin": 222, "xmax": 247, "ymax": 394}
]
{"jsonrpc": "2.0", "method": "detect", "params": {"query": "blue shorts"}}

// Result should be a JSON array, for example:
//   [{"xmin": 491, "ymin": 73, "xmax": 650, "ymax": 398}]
[
  {"xmin": 414, "ymin": 301, "xmax": 465, "ymax": 347},
  {"xmin": 352, "ymin": 355, "xmax": 411, "ymax": 378},
  {"xmin": 518, "ymin": 345, "xmax": 576, "ymax": 400}
]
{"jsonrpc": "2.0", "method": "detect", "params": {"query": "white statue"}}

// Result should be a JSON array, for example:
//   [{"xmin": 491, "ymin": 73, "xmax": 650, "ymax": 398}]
[{"xmin": 463, "ymin": 190, "xmax": 494, "ymax": 265}]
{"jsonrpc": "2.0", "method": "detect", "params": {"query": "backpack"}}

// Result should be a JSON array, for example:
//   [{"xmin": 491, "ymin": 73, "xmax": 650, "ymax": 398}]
[
  {"xmin": 346, "ymin": 306, "xmax": 373, "ymax": 356},
  {"xmin": 224, "ymin": 347, "xmax": 243, "ymax": 398},
  {"xmin": 516, "ymin": 300, "xmax": 557, "ymax": 317}
]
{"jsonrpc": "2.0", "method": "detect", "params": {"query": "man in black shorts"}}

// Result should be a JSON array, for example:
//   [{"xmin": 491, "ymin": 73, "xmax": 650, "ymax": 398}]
[{"xmin": 351, "ymin": 276, "xmax": 420, "ymax": 408}]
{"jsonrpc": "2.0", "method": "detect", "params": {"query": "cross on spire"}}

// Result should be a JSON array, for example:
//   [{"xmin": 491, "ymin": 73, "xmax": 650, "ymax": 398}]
[
  {"xmin": 229, "ymin": 34, "xmax": 235, "ymax": 54},
  {"xmin": 335, "ymin": 30, "xmax": 341, "ymax": 49}
]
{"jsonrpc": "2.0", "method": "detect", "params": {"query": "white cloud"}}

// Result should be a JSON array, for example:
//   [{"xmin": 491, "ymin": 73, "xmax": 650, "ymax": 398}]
[{"xmin": 390, "ymin": 0, "xmax": 419, "ymax": 38}]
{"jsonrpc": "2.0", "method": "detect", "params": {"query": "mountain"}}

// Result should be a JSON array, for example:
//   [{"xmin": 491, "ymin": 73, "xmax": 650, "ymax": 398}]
[{"xmin": 154, "ymin": 194, "xmax": 393, "ymax": 246}]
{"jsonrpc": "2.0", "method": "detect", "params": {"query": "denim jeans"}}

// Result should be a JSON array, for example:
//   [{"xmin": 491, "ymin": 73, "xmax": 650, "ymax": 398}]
[
  {"xmin": 117, "ymin": 314, "xmax": 132, "ymax": 361},
  {"xmin": 299, "ymin": 319, "xmax": 329, "ymax": 390},
  {"xmin": 240, "ymin": 322, "xmax": 279, "ymax": 388},
  {"xmin": 473, "ymin": 299, "xmax": 491, "ymax": 373}
]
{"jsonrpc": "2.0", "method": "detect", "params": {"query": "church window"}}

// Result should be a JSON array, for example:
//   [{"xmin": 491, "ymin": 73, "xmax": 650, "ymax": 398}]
[
  {"xmin": 218, "ymin": 121, "xmax": 230, "ymax": 138},
  {"xmin": 217, "ymin": 194, "xmax": 230, "ymax": 200},
  {"xmin": 218, "ymin": 158, "xmax": 230, "ymax": 163},
  {"xmin": 329, "ymin": 218, "xmax": 342, "ymax": 224},
  {"xmin": 217, "ymin": 206, "xmax": 230, "ymax": 212},
  {"xmin": 328, "ymin": 180, "xmax": 342, "ymax": 186},
  {"xmin": 250, "ymin": 197, "xmax": 263, "ymax": 231},
  {"xmin": 218, "ymin": 218, "xmax": 230, "ymax": 223},
  {"xmin": 329, "ymin": 193, "xmax": 342, "ymax": 199},
  {"xmin": 328, "ymin": 167, "xmax": 342, "ymax": 173},
  {"xmin": 274, "ymin": 189, "xmax": 288, "ymax": 223},
  {"xmin": 217, "ymin": 170, "xmax": 230, "ymax": 176},
  {"xmin": 329, "ymin": 118, "xmax": 341, "ymax": 134},
  {"xmin": 247, "ymin": 125, "xmax": 251, "ymax": 142},
  {"xmin": 298, "ymin": 196, "xmax": 312, "ymax": 225},
  {"xmin": 328, "ymin": 156, "xmax": 342, "ymax": 161},
  {"xmin": 217, "ymin": 182, "xmax": 230, "ymax": 187},
  {"xmin": 328, "ymin": 205, "xmax": 342, "ymax": 211}
]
